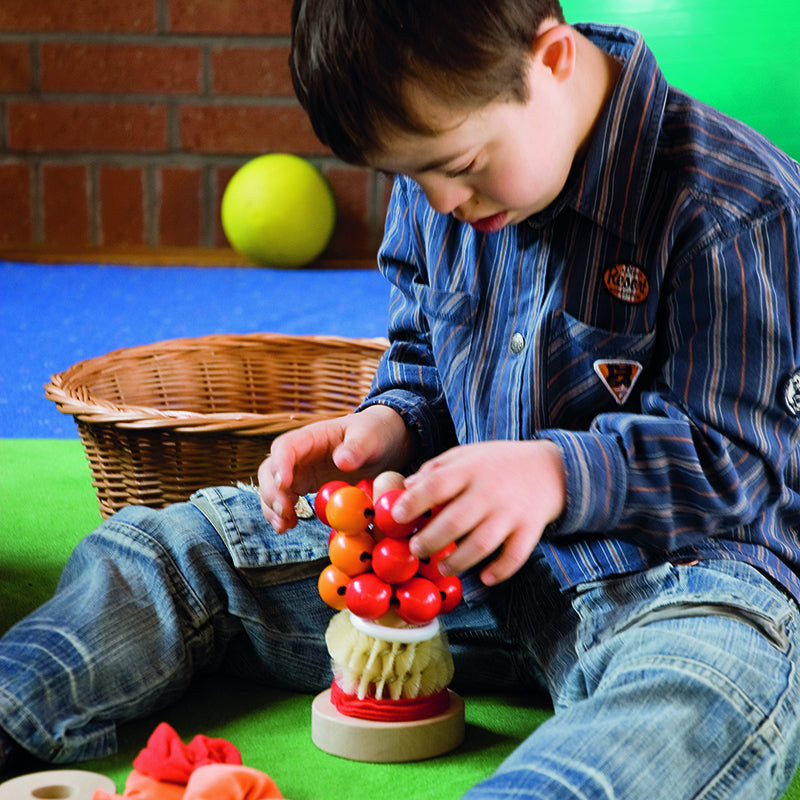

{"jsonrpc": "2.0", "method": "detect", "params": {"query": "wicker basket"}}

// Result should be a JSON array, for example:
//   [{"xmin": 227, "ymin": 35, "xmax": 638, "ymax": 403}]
[{"xmin": 45, "ymin": 333, "xmax": 388, "ymax": 518}]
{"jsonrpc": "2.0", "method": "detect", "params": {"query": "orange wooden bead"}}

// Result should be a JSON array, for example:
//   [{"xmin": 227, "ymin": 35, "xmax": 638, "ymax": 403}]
[
  {"xmin": 326, "ymin": 485, "xmax": 375, "ymax": 534},
  {"xmin": 318, "ymin": 564, "xmax": 351, "ymax": 610},
  {"xmin": 329, "ymin": 531, "xmax": 375, "ymax": 576}
]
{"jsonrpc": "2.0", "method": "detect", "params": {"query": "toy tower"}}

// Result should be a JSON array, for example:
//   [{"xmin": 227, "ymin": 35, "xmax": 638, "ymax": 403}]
[{"xmin": 311, "ymin": 480, "xmax": 465, "ymax": 762}]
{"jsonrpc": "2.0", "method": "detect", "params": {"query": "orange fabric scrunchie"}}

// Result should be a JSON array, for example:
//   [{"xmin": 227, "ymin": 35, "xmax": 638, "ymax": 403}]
[{"xmin": 92, "ymin": 764, "xmax": 283, "ymax": 799}]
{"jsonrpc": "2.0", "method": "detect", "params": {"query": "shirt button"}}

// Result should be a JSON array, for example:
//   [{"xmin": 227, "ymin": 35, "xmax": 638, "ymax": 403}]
[{"xmin": 510, "ymin": 332, "xmax": 525, "ymax": 354}]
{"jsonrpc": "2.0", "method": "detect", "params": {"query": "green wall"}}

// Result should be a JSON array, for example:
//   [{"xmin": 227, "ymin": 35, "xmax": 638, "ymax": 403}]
[{"xmin": 562, "ymin": 0, "xmax": 800, "ymax": 159}]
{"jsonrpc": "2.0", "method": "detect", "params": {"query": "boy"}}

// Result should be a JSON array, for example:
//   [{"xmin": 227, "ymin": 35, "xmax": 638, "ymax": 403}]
[{"xmin": 2, "ymin": 1, "xmax": 800, "ymax": 797}]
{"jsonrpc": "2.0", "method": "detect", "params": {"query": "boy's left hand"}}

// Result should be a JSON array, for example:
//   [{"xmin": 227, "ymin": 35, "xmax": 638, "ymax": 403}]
[{"xmin": 393, "ymin": 440, "xmax": 566, "ymax": 586}]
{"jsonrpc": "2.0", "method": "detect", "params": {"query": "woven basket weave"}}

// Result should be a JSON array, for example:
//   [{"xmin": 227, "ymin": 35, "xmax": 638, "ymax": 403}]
[{"xmin": 45, "ymin": 333, "xmax": 388, "ymax": 518}]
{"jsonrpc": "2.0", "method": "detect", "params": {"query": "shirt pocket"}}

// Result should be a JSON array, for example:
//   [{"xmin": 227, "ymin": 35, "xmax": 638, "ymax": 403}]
[
  {"xmin": 415, "ymin": 285, "xmax": 478, "ymax": 340},
  {"xmin": 545, "ymin": 309, "xmax": 656, "ymax": 429}
]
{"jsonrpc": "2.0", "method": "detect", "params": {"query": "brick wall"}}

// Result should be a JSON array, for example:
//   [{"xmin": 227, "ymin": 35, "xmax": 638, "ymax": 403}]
[{"xmin": 0, "ymin": 0, "xmax": 390, "ymax": 261}]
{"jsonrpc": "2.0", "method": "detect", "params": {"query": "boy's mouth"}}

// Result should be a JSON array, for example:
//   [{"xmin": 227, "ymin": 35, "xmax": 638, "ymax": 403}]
[{"xmin": 468, "ymin": 212, "xmax": 507, "ymax": 233}]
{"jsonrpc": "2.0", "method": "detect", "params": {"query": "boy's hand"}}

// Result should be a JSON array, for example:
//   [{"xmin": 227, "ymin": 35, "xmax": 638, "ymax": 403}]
[
  {"xmin": 257, "ymin": 405, "xmax": 412, "ymax": 532},
  {"xmin": 394, "ymin": 441, "xmax": 566, "ymax": 586}
]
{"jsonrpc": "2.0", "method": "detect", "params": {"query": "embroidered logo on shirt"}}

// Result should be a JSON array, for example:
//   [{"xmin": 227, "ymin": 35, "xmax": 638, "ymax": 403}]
[
  {"xmin": 603, "ymin": 264, "xmax": 649, "ymax": 304},
  {"xmin": 594, "ymin": 359, "xmax": 643, "ymax": 405},
  {"xmin": 785, "ymin": 369, "xmax": 800, "ymax": 416}
]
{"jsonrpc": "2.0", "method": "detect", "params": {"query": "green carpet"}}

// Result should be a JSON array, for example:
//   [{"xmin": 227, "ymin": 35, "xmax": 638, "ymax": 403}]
[{"xmin": 1, "ymin": 439, "xmax": 799, "ymax": 797}]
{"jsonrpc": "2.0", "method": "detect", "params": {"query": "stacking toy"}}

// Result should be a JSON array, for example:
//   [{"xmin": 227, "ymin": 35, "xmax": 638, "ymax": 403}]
[{"xmin": 311, "ymin": 477, "xmax": 465, "ymax": 762}]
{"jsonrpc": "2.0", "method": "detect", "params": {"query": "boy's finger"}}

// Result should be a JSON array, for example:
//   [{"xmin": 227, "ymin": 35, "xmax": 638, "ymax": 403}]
[
  {"xmin": 409, "ymin": 493, "xmax": 481, "ymax": 559},
  {"xmin": 260, "ymin": 498, "xmax": 285, "ymax": 531},
  {"xmin": 274, "ymin": 417, "xmax": 344, "ymax": 474},
  {"xmin": 394, "ymin": 462, "xmax": 459, "ymax": 522},
  {"xmin": 436, "ymin": 514, "xmax": 505, "ymax": 575},
  {"xmin": 263, "ymin": 490, "xmax": 300, "ymax": 532},
  {"xmin": 479, "ymin": 530, "xmax": 536, "ymax": 586}
]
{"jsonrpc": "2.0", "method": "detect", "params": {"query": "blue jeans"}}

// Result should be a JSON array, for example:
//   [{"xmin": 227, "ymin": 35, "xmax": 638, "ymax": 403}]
[{"xmin": 2, "ymin": 486, "xmax": 800, "ymax": 799}]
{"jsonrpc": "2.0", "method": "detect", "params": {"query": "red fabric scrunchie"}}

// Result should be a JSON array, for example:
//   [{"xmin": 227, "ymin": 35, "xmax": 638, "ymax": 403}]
[{"xmin": 132, "ymin": 722, "xmax": 242, "ymax": 784}]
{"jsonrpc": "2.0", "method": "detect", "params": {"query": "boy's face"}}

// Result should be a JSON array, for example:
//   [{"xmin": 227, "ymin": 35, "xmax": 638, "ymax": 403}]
[{"xmin": 368, "ymin": 56, "xmax": 581, "ymax": 232}]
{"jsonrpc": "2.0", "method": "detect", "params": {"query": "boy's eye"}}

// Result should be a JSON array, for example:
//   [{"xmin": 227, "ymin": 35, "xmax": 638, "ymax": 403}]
[{"xmin": 444, "ymin": 159, "xmax": 477, "ymax": 179}]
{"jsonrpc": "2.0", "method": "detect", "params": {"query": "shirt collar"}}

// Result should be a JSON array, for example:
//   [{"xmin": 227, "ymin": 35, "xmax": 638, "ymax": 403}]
[{"xmin": 527, "ymin": 24, "xmax": 669, "ymax": 245}]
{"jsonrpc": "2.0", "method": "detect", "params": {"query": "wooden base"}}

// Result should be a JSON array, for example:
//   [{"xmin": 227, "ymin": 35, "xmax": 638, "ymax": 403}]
[
  {"xmin": 311, "ymin": 688, "xmax": 465, "ymax": 763},
  {"xmin": 0, "ymin": 769, "xmax": 116, "ymax": 799}
]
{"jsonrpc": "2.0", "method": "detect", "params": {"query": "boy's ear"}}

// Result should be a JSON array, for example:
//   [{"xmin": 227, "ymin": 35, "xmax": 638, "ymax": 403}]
[{"xmin": 532, "ymin": 23, "xmax": 576, "ymax": 82}]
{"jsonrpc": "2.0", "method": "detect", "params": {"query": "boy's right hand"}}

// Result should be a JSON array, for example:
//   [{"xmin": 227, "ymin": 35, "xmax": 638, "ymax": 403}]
[{"xmin": 257, "ymin": 404, "xmax": 413, "ymax": 533}]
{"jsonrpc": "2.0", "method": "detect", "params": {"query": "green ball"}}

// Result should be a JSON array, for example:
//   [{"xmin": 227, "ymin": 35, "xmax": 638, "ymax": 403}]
[{"xmin": 221, "ymin": 154, "xmax": 336, "ymax": 268}]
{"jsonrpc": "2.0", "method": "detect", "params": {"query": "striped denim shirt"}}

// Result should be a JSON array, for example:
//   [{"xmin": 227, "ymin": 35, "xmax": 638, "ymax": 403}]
[{"xmin": 360, "ymin": 24, "xmax": 800, "ymax": 599}]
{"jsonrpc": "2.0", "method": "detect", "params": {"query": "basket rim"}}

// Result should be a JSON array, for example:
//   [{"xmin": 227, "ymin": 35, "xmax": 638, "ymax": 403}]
[{"xmin": 44, "ymin": 332, "xmax": 388, "ymax": 435}]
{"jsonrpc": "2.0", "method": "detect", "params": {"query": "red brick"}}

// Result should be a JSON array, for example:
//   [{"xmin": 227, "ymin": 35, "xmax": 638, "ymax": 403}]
[
  {"xmin": 0, "ymin": 163, "xmax": 33, "ymax": 245},
  {"xmin": 0, "ymin": 44, "xmax": 32, "ymax": 92},
  {"xmin": 158, "ymin": 167, "xmax": 203, "ymax": 246},
  {"xmin": 180, "ymin": 104, "xmax": 326, "ymax": 155},
  {"xmin": 99, "ymin": 165, "xmax": 145, "ymax": 245},
  {"xmin": 168, "ymin": 0, "xmax": 292, "ymax": 35},
  {"xmin": 324, "ymin": 167, "xmax": 373, "ymax": 258},
  {"xmin": 0, "ymin": 0, "xmax": 157, "ymax": 32},
  {"xmin": 7, "ymin": 101, "xmax": 168, "ymax": 153},
  {"xmin": 211, "ymin": 45, "xmax": 294, "ymax": 97},
  {"xmin": 42, "ymin": 164, "xmax": 91, "ymax": 246},
  {"xmin": 40, "ymin": 43, "xmax": 202, "ymax": 95}
]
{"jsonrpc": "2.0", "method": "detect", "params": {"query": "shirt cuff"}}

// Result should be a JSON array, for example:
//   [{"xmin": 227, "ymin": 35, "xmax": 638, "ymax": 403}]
[{"xmin": 538, "ymin": 429, "xmax": 629, "ymax": 535}]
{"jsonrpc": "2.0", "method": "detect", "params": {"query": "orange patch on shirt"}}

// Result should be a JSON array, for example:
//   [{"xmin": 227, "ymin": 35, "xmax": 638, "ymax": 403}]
[
  {"xmin": 594, "ymin": 359, "xmax": 644, "ymax": 405},
  {"xmin": 603, "ymin": 264, "xmax": 649, "ymax": 304}
]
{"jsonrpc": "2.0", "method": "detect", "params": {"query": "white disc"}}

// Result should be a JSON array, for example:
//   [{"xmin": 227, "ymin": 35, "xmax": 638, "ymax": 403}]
[
  {"xmin": 349, "ymin": 613, "xmax": 440, "ymax": 643},
  {"xmin": 0, "ymin": 769, "xmax": 116, "ymax": 799}
]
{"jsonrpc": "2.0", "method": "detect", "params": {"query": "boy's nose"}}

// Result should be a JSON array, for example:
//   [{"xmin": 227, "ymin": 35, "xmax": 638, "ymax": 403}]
[{"xmin": 418, "ymin": 175, "xmax": 473, "ymax": 217}]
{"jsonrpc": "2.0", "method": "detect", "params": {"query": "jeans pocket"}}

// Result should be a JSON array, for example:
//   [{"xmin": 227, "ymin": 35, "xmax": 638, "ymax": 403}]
[
  {"xmin": 575, "ymin": 561, "xmax": 797, "ymax": 655},
  {"xmin": 190, "ymin": 485, "xmax": 330, "ymax": 587},
  {"xmin": 616, "ymin": 599, "xmax": 791, "ymax": 651}
]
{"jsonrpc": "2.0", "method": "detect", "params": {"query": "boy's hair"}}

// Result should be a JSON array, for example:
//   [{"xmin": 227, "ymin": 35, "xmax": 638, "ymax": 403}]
[{"xmin": 290, "ymin": 0, "xmax": 565, "ymax": 165}]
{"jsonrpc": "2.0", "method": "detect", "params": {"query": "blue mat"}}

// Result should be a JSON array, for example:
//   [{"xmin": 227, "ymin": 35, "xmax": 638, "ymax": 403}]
[{"xmin": 0, "ymin": 262, "xmax": 391, "ymax": 438}]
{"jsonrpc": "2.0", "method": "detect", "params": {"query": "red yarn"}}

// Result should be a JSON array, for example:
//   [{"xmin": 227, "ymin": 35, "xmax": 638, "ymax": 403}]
[{"xmin": 330, "ymin": 680, "xmax": 450, "ymax": 722}]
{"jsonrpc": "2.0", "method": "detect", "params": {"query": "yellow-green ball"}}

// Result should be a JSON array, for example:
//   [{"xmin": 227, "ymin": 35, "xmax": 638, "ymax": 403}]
[{"xmin": 221, "ymin": 154, "xmax": 336, "ymax": 268}]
